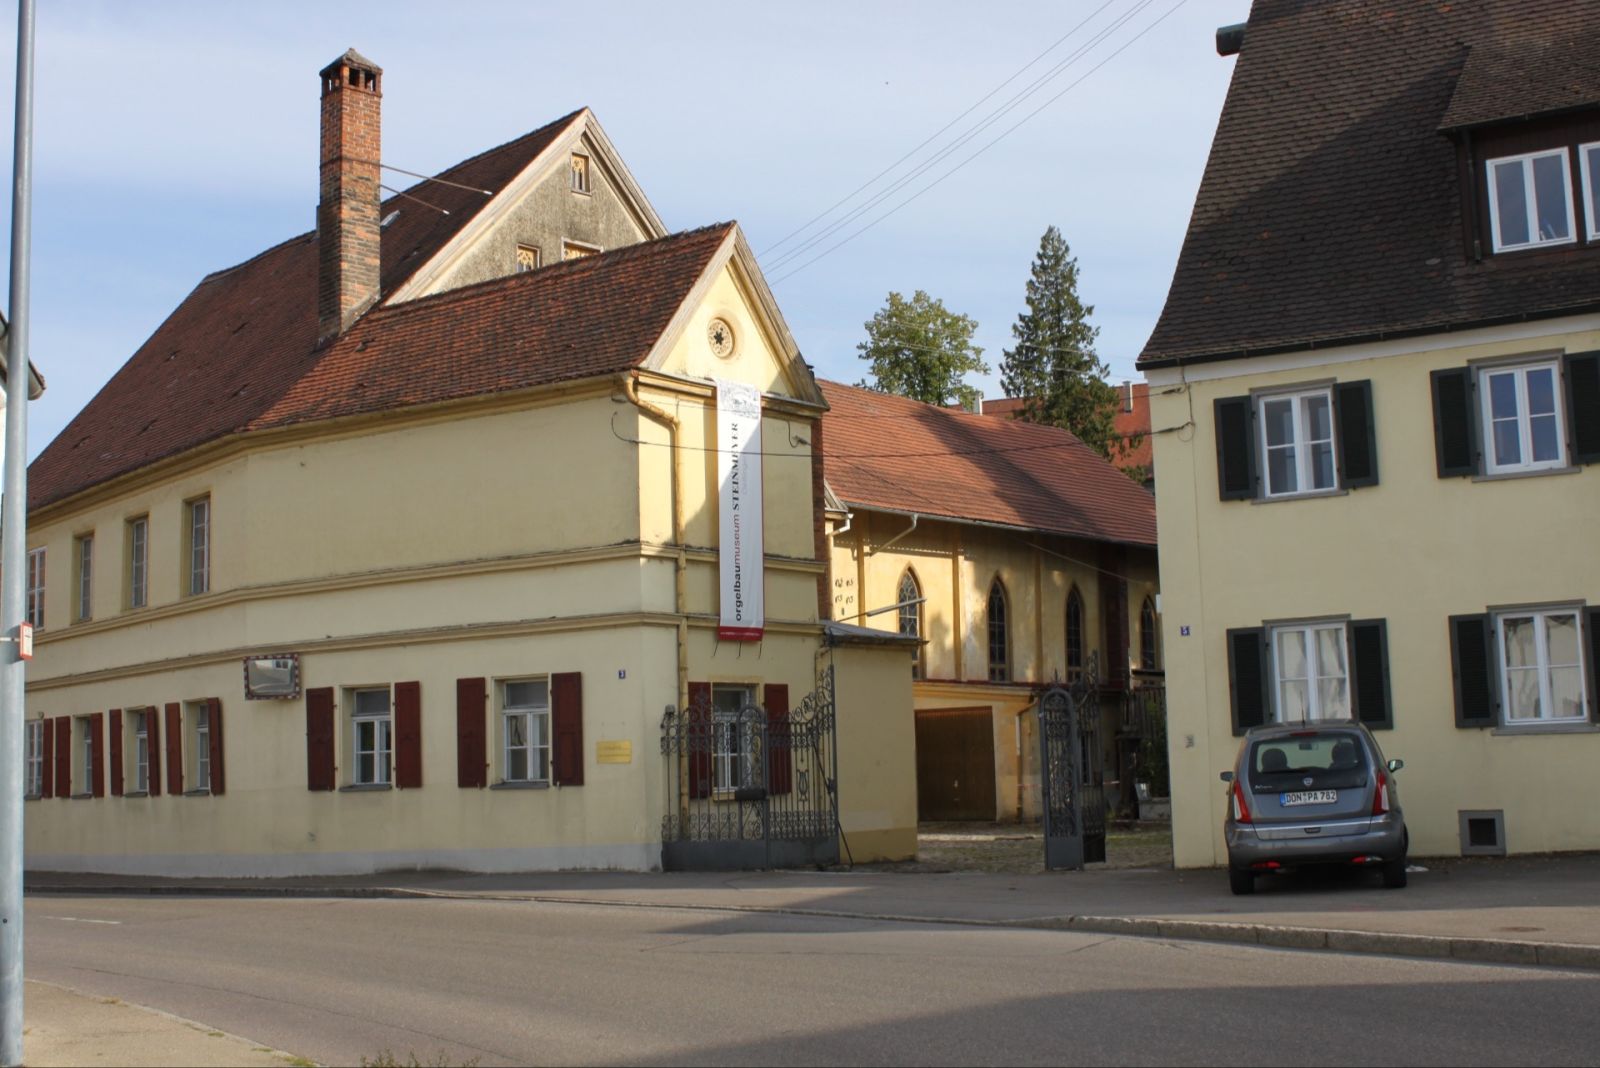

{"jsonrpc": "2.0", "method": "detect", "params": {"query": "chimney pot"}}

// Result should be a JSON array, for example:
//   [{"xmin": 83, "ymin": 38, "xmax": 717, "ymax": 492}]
[{"xmin": 317, "ymin": 49, "xmax": 383, "ymax": 343}]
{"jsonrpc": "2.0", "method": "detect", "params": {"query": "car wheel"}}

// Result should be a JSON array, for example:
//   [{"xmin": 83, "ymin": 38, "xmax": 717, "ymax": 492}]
[
  {"xmin": 1228, "ymin": 867, "xmax": 1255, "ymax": 896},
  {"xmin": 1381, "ymin": 831, "xmax": 1409, "ymax": 889}
]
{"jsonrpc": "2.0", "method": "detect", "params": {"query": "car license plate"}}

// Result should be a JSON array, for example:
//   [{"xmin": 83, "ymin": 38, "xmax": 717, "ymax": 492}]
[{"xmin": 1280, "ymin": 790, "xmax": 1338, "ymax": 807}]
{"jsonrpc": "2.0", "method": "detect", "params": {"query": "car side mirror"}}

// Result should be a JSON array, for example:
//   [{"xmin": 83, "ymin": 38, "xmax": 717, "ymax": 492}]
[
  {"xmin": 1386, "ymin": 758, "xmax": 1404, "ymax": 772},
  {"xmin": 1219, "ymin": 770, "xmax": 1234, "ymax": 783}
]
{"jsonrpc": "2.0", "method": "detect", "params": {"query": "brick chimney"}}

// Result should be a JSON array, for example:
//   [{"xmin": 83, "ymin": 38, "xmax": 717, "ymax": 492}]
[{"xmin": 317, "ymin": 49, "xmax": 382, "ymax": 343}]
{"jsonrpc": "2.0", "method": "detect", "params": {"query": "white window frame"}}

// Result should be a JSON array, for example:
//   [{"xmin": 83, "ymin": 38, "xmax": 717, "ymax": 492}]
[
  {"xmin": 75, "ymin": 533, "xmax": 93, "ymax": 622},
  {"xmin": 350, "ymin": 687, "xmax": 392, "ymax": 786},
  {"xmin": 1255, "ymin": 387, "xmax": 1337, "ymax": 498},
  {"xmin": 77, "ymin": 716, "xmax": 94, "ymax": 794},
  {"xmin": 128, "ymin": 516, "xmax": 148, "ymax": 609},
  {"xmin": 1477, "ymin": 360, "xmax": 1567, "ymax": 475},
  {"xmin": 1581, "ymin": 142, "xmax": 1600, "ymax": 242},
  {"xmin": 25, "ymin": 547, "xmax": 44, "ymax": 629},
  {"xmin": 1486, "ymin": 148, "xmax": 1576, "ymax": 253},
  {"xmin": 711, "ymin": 683, "xmax": 758, "ymax": 793},
  {"xmin": 499, "ymin": 677, "xmax": 551, "ymax": 784},
  {"xmin": 132, "ymin": 710, "xmax": 150, "ymax": 793},
  {"xmin": 24, "ymin": 720, "xmax": 42, "ymax": 798},
  {"xmin": 187, "ymin": 701, "xmax": 211, "ymax": 793},
  {"xmin": 187, "ymin": 497, "xmax": 210, "ymax": 596},
  {"xmin": 1494, "ymin": 607, "xmax": 1589, "ymax": 726},
  {"xmin": 1269, "ymin": 620, "xmax": 1351, "ymax": 723}
]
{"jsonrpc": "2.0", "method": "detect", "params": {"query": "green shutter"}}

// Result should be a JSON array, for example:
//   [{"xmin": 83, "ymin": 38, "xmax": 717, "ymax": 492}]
[
  {"xmin": 1431, "ymin": 368, "xmax": 1477, "ymax": 477},
  {"xmin": 1449, "ymin": 614, "xmax": 1496, "ymax": 728},
  {"xmin": 1564, "ymin": 351, "xmax": 1600, "ymax": 465},
  {"xmin": 1214, "ymin": 396, "xmax": 1257, "ymax": 500},
  {"xmin": 1586, "ymin": 607, "xmax": 1600, "ymax": 726},
  {"xmin": 1348, "ymin": 619, "xmax": 1392, "ymax": 729},
  {"xmin": 1334, "ymin": 381, "xmax": 1379, "ymax": 488},
  {"xmin": 1227, "ymin": 627, "xmax": 1269, "ymax": 735}
]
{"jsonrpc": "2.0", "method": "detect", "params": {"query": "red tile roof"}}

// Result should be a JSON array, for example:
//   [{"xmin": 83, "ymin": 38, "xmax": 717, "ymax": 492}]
[
  {"xmin": 981, "ymin": 384, "xmax": 1153, "ymax": 474},
  {"xmin": 29, "ymin": 113, "xmax": 586, "ymax": 510},
  {"xmin": 820, "ymin": 381, "xmax": 1155, "ymax": 547}
]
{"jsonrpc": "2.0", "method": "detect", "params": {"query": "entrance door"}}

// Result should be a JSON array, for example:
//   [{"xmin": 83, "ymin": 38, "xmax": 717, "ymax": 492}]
[{"xmin": 914, "ymin": 708, "xmax": 996, "ymax": 821}]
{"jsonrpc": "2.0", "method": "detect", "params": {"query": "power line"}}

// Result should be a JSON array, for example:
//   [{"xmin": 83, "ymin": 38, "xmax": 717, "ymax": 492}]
[
  {"xmin": 769, "ymin": 0, "xmax": 1189, "ymax": 285},
  {"xmin": 764, "ymin": 1, "xmax": 1158, "ymax": 274},
  {"xmin": 759, "ymin": 0, "xmax": 1122, "ymax": 258}
]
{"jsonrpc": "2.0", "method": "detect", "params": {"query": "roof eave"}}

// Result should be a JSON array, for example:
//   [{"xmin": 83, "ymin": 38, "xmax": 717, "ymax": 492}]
[{"xmin": 832, "ymin": 499, "xmax": 1156, "ymax": 550}]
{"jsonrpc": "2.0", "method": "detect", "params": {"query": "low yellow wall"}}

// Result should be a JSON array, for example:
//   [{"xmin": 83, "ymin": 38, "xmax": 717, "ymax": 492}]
[{"xmin": 831, "ymin": 642, "xmax": 918, "ymax": 861}]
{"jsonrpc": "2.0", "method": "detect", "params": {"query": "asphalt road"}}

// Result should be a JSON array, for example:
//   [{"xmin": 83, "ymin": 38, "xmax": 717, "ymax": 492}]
[{"xmin": 23, "ymin": 895, "xmax": 1600, "ymax": 1066}]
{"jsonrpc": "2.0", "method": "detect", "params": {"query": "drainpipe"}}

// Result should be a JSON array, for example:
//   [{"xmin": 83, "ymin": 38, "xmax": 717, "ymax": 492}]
[
  {"xmin": 623, "ymin": 375, "xmax": 688, "ymax": 717},
  {"xmin": 868, "ymin": 512, "xmax": 918, "ymax": 555}
]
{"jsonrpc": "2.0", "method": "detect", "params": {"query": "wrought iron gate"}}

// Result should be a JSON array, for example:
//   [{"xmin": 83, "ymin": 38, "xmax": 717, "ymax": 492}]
[
  {"xmin": 1038, "ymin": 664, "xmax": 1107, "ymax": 870},
  {"xmin": 659, "ymin": 668, "xmax": 839, "ymax": 871}
]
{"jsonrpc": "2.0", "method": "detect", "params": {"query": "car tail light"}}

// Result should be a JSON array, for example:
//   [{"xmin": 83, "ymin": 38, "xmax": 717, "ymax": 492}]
[
  {"xmin": 1231, "ymin": 780, "xmax": 1252, "ymax": 823},
  {"xmin": 1372, "ymin": 769, "xmax": 1390, "ymax": 816}
]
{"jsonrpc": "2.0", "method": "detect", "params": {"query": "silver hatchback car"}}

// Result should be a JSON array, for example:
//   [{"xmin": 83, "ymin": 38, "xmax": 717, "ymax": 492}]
[{"xmin": 1221, "ymin": 721, "xmax": 1407, "ymax": 895}]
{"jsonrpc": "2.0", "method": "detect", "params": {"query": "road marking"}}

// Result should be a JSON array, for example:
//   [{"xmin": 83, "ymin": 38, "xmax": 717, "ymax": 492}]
[{"xmin": 44, "ymin": 916, "xmax": 121, "ymax": 925}]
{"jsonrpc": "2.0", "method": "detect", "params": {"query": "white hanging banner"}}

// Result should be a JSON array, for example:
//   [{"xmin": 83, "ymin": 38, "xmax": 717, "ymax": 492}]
[{"xmin": 716, "ymin": 378, "xmax": 764, "ymax": 642}]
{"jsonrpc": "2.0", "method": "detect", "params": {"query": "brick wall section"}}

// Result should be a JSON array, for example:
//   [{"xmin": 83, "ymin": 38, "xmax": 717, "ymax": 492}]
[{"xmin": 318, "ymin": 51, "xmax": 383, "ymax": 342}]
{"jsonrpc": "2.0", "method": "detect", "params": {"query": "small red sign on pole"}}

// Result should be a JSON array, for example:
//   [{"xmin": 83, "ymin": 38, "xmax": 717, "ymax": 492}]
[{"xmin": 17, "ymin": 622, "xmax": 32, "ymax": 661}]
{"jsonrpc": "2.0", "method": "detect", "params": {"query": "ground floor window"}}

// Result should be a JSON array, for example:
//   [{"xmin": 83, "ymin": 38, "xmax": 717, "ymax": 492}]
[
  {"xmin": 350, "ymin": 687, "xmax": 392, "ymax": 785},
  {"xmin": 501, "ymin": 678, "xmax": 550, "ymax": 784},
  {"xmin": 1270, "ymin": 621, "xmax": 1349, "ymax": 722},
  {"xmin": 712, "ymin": 684, "xmax": 758, "ymax": 792},
  {"xmin": 77, "ymin": 716, "xmax": 94, "ymax": 794},
  {"xmin": 132, "ymin": 709, "xmax": 150, "ymax": 793},
  {"xmin": 186, "ymin": 700, "xmax": 212, "ymax": 792},
  {"xmin": 24, "ymin": 721, "xmax": 41, "ymax": 797},
  {"xmin": 1496, "ymin": 608, "xmax": 1588, "ymax": 724}
]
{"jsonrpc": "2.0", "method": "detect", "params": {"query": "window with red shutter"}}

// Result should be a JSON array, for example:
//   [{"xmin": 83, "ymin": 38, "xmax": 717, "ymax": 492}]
[
  {"xmin": 456, "ymin": 677, "xmax": 487, "ymax": 788},
  {"xmin": 164, "ymin": 703, "xmax": 184, "ymax": 795},
  {"xmin": 764, "ymin": 684, "xmax": 791, "ymax": 796},
  {"xmin": 394, "ymin": 681, "xmax": 422, "ymax": 788},
  {"xmin": 687, "ymin": 681, "xmax": 712, "ymax": 800},
  {"xmin": 306, "ymin": 687, "xmax": 336, "ymax": 791},
  {"xmin": 109, "ymin": 709, "xmax": 124, "ymax": 797},
  {"xmin": 147, "ymin": 708, "xmax": 162, "ymax": 797},
  {"xmin": 552, "ymin": 673, "xmax": 584, "ymax": 787},
  {"xmin": 207, "ymin": 698, "xmax": 225, "ymax": 796}
]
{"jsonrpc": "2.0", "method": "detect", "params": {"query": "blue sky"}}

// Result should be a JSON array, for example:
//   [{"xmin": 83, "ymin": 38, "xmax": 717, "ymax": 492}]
[{"xmin": 1, "ymin": 0, "xmax": 1245, "ymax": 457}]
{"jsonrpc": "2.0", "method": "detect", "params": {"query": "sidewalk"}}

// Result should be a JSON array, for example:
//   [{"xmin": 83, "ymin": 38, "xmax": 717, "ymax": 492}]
[
  {"xmin": 28, "ymin": 850, "xmax": 1600, "ymax": 971},
  {"xmin": 22, "ymin": 980, "xmax": 304, "ymax": 1067}
]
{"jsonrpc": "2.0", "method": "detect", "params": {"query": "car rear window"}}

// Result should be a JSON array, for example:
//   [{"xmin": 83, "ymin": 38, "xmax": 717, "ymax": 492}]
[{"xmin": 1248, "ymin": 731, "xmax": 1368, "ymax": 791}]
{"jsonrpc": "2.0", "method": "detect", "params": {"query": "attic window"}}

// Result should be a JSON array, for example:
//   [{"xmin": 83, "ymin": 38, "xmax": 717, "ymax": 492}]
[
  {"xmin": 515, "ymin": 245, "xmax": 541, "ymax": 272},
  {"xmin": 562, "ymin": 240, "xmax": 600, "ymax": 261},
  {"xmin": 570, "ymin": 154, "xmax": 591, "ymax": 195},
  {"xmin": 1581, "ymin": 142, "xmax": 1600, "ymax": 242},
  {"xmin": 1486, "ymin": 148, "xmax": 1574, "ymax": 252}
]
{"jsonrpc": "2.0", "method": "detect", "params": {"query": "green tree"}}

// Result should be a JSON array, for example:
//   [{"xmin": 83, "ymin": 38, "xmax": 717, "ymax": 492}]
[
  {"xmin": 999, "ymin": 226, "xmax": 1124, "ymax": 461},
  {"xmin": 857, "ymin": 290, "xmax": 988, "ymax": 410}
]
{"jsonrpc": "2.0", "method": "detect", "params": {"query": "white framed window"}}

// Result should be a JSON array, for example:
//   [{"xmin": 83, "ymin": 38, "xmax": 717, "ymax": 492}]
[
  {"xmin": 711, "ymin": 684, "xmax": 758, "ymax": 792},
  {"xmin": 131, "ymin": 710, "xmax": 150, "ymax": 793},
  {"xmin": 1270, "ymin": 621, "xmax": 1350, "ymax": 723},
  {"xmin": 1495, "ymin": 608, "xmax": 1588, "ymax": 725},
  {"xmin": 188, "ymin": 701, "xmax": 211, "ymax": 792},
  {"xmin": 187, "ymin": 497, "xmax": 210, "ymax": 595},
  {"xmin": 1478, "ymin": 360, "xmax": 1566, "ymax": 474},
  {"xmin": 75, "ymin": 533, "xmax": 93, "ymax": 622},
  {"xmin": 1257, "ymin": 388, "xmax": 1336, "ymax": 497},
  {"xmin": 570, "ymin": 153, "xmax": 591, "ymax": 194},
  {"xmin": 350, "ymin": 687, "xmax": 391, "ymax": 786},
  {"xmin": 25, "ymin": 547, "xmax": 44, "ymax": 629},
  {"xmin": 24, "ymin": 720, "xmax": 42, "ymax": 798},
  {"xmin": 1486, "ymin": 148, "xmax": 1575, "ymax": 252},
  {"xmin": 500, "ymin": 677, "xmax": 550, "ymax": 784},
  {"xmin": 1581, "ymin": 142, "xmax": 1600, "ymax": 242},
  {"xmin": 127, "ymin": 516, "xmax": 148, "ymax": 609},
  {"xmin": 77, "ymin": 716, "xmax": 94, "ymax": 793}
]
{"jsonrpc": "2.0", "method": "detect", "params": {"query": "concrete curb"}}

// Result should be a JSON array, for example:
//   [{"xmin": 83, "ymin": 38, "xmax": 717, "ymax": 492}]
[{"xmin": 28, "ymin": 883, "xmax": 1600, "ymax": 972}]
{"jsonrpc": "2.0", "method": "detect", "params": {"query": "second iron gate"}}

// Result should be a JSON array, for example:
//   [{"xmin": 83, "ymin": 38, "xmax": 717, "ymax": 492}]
[
  {"xmin": 659, "ymin": 668, "xmax": 840, "ymax": 871},
  {"xmin": 1037, "ymin": 665, "xmax": 1107, "ymax": 870}
]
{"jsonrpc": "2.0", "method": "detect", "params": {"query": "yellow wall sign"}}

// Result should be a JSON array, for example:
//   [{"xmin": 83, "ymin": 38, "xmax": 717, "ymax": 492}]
[{"xmin": 596, "ymin": 740, "xmax": 632, "ymax": 764}]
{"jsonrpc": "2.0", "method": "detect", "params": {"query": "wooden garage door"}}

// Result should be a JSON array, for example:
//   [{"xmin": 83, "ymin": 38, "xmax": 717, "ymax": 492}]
[{"xmin": 914, "ymin": 708, "xmax": 996, "ymax": 821}]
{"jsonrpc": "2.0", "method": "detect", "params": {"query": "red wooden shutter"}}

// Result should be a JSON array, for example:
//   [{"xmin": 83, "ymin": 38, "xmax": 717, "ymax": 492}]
[
  {"xmin": 456, "ymin": 677, "xmax": 487, "ymax": 788},
  {"xmin": 552, "ymin": 672, "xmax": 584, "ymax": 787},
  {"xmin": 306, "ymin": 687, "xmax": 336, "ymax": 791},
  {"xmin": 54, "ymin": 717, "xmax": 70, "ymax": 798},
  {"xmin": 394, "ymin": 681, "xmax": 422, "ymax": 789},
  {"xmin": 688, "ymin": 681, "xmax": 712, "ymax": 800},
  {"xmin": 147, "ymin": 709, "xmax": 162, "ymax": 797},
  {"xmin": 40, "ymin": 720, "xmax": 54, "ymax": 798},
  {"xmin": 90, "ymin": 713, "xmax": 106, "ymax": 798},
  {"xmin": 207, "ymin": 698, "xmax": 225, "ymax": 796},
  {"xmin": 164, "ymin": 703, "xmax": 184, "ymax": 795},
  {"xmin": 764, "ymin": 684, "xmax": 791, "ymax": 796},
  {"xmin": 109, "ymin": 709, "xmax": 124, "ymax": 797}
]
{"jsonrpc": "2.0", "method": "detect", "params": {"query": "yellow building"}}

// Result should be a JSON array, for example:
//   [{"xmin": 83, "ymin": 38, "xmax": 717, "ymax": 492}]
[
  {"xmin": 1141, "ymin": 4, "xmax": 1600, "ymax": 867},
  {"xmin": 818, "ymin": 382, "xmax": 1160, "ymax": 824},
  {"xmin": 19, "ymin": 51, "xmax": 916, "ymax": 876}
]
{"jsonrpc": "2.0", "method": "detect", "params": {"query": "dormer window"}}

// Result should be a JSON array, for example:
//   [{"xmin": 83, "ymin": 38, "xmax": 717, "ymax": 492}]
[
  {"xmin": 1486, "ymin": 148, "xmax": 1574, "ymax": 252},
  {"xmin": 1579, "ymin": 142, "xmax": 1600, "ymax": 242}
]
